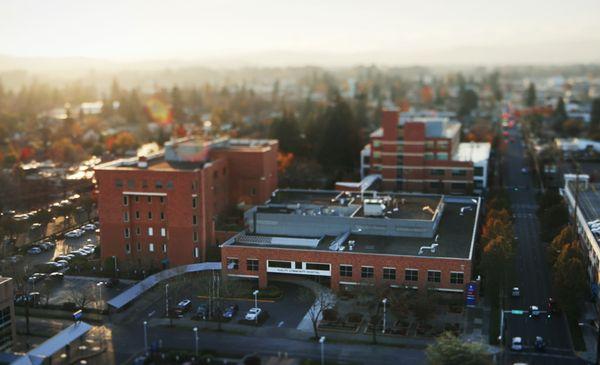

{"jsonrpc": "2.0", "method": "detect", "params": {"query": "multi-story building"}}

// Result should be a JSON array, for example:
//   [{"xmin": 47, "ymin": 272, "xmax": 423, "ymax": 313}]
[
  {"xmin": 0, "ymin": 277, "xmax": 16, "ymax": 352},
  {"xmin": 221, "ymin": 189, "xmax": 481, "ymax": 293},
  {"xmin": 95, "ymin": 137, "xmax": 278, "ymax": 268},
  {"xmin": 361, "ymin": 109, "xmax": 490, "ymax": 194}
]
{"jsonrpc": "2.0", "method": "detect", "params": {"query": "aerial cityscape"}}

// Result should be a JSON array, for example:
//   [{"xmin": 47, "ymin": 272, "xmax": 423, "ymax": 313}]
[{"xmin": 1, "ymin": 1, "xmax": 600, "ymax": 364}]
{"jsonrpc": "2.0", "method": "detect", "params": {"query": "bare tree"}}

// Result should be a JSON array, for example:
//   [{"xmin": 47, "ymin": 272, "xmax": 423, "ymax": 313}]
[
  {"xmin": 355, "ymin": 282, "xmax": 388, "ymax": 344},
  {"xmin": 68, "ymin": 285, "xmax": 94, "ymax": 309},
  {"xmin": 299, "ymin": 286, "xmax": 336, "ymax": 340}
]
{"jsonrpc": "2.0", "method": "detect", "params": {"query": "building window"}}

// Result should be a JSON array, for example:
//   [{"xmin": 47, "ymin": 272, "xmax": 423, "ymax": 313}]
[
  {"xmin": 193, "ymin": 230, "xmax": 198, "ymax": 242},
  {"xmin": 160, "ymin": 212, "xmax": 165, "ymax": 220},
  {"xmin": 450, "ymin": 272, "xmax": 464, "ymax": 284},
  {"xmin": 162, "ymin": 244, "xmax": 167, "ymax": 253},
  {"xmin": 437, "ymin": 152, "xmax": 448, "ymax": 160},
  {"xmin": 425, "ymin": 140, "xmax": 435, "ymax": 150},
  {"xmin": 405, "ymin": 269, "xmax": 418, "ymax": 282},
  {"xmin": 160, "ymin": 196, "xmax": 165, "ymax": 204},
  {"xmin": 123, "ymin": 212, "xmax": 129, "ymax": 222},
  {"xmin": 137, "ymin": 242, "xmax": 141, "ymax": 251},
  {"xmin": 373, "ymin": 140, "xmax": 381, "ymax": 148},
  {"xmin": 192, "ymin": 197, "xmax": 197, "ymax": 209},
  {"xmin": 136, "ymin": 227, "xmax": 141, "ymax": 236},
  {"xmin": 155, "ymin": 181, "xmax": 163, "ymax": 189},
  {"xmin": 124, "ymin": 228, "xmax": 130, "ymax": 238},
  {"xmin": 247, "ymin": 259, "xmax": 259, "ymax": 271},
  {"xmin": 451, "ymin": 169, "xmax": 467, "ymax": 177},
  {"xmin": 430, "ymin": 181, "xmax": 442, "ymax": 189},
  {"xmin": 192, "ymin": 181, "xmax": 198, "ymax": 192},
  {"xmin": 227, "ymin": 258, "xmax": 239, "ymax": 270},
  {"xmin": 373, "ymin": 151, "xmax": 381, "ymax": 159},
  {"xmin": 123, "ymin": 196, "xmax": 129, "ymax": 206},
  {"xmin": 135, "ymin": 211, "xmax": 140, "ymax": 220},
  {"xmin": 437, "ymin": 141, "xmax": 449, "ymax": 149},
  {"xmin": 194, "ymin": 247, "xmax": 199, "ymax": 258},
  {"xmin": 125, "ymin": 243, "xmax": 131, "ymax": 254},
  {"xmin": 192, "ymin": 215, "xmax": 197, "ymax": 225},
  {"xmin": 115, "ymin": 179, "xmax": 123, "ymax": 188},
  {"xmin": 424, "ymin": 152, "xmax": 434, "ymax": 160},
  {"xmin": 147, "ymin": 196, "xmax": 152, "ymax": 203},
  {"xmin": 251, "ymin": 188, "xmax": 257, "ymax": 196},
  {"xmin": 383, "ymin": 268, "xmax": 396, "ymax": 280},
  {"xmin": 148, "ymin": 211, "xmax": 153, "ymax": 220},
  {"xmin": 431, "ymin": 169, "xmax": 445, "ymax": 176},
  {"xmin": 148, "ymin": 227, "xmax": 153, "ymax": 236},
  {"xmin": 427, "ymin": 270, "xmax": 441, "ymax": 283},
  {"xmin": 161, "ymin": 228, "xmax": 167, "ymax": 237},
  {"xmin": 149, "ymin": 243, "xmax": 155, "ymax": 252},
  {"xmin": 305, "ymin": 263, "xmax": 330, "ymax": 271},
  {"xmin": 268, "ymin": 260, "xmax": 292, "ymax": 268},
  {"xmin": 127, "ymin": 179, "xmax": 135, "ymax": 189},
  {"xmin": 340, "ymin": 265, "xmax": 353, "ymax": 277},
  {"xmin": 142, "ymin": 180, "xmax": 148, "ymax": 188},
  {"xmin": 474, "ymin": 167, "xmax": 484, "ymax": 176},
  {"xmin": 166, "ymin": 181, "xmax": 174, "ymax": 189},
  {"xmin": 361, "ymin": 266, "xmax": 374, "ymax": 279},
  {"xmin": 451, "ymin": 182, "xmax": 467, "ymax": 190},
  {"xmin": 135, "ymin": 196, "xmax": 140, "ymax": 203}
]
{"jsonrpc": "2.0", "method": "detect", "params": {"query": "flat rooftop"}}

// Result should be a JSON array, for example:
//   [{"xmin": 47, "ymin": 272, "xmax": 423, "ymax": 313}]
[
  {"xmin": 574, "ymin": 183, "xmax": 600, "ymax": 222},
  {"xmin": 228, "ymin": 200, "xmax": 478, "ymax": 260},
  {"xmin": 267, "ymin": 189, "xmax": 442, "ymax": 220},
  {"xmin": 456, "ymin": 142, "xmax": 491, "ymax": 164}
]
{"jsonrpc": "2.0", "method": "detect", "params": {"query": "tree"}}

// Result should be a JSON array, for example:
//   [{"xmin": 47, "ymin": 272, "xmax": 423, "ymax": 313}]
[
  {"xmin": 426, "ymin": 332, "xmax": 491, "ymax": 365},
  {"xmin": 480, "ymin": 235, "xmax": 514, "ymax": 304},
  {"xmin": 80, "ymin": 195, "xmax": 95, "ymax": 221},
  {"xmin": 548, "ymin": 225, "xmax": 576, "ymax": 265},
  {"xmin": 539, "ymin": 203, "xmax": 569, "ymax": 242},
  {"xmin": 298, "ymin": 286, "xmax": 335, "ymax": 340},
  {"xmin": 553, "ymin": 242, "xmax": 587, "ymax": 318},
  {"xmin": 525, "ymin": 83, "xmax": 536, "ymax": 107},
  {"xmin": 410, "ymin": 290, "xmax": 438, "ymax": 325},
  {"xmin": 107, "ymin": 131, "xmax": 138, "ymax": 155},
  {"xmin": 68, "ymin": 285, "xmax": 94, "ymax": 309},
  {"xmin": 269, "ymin": 111, "xmax": 303, "ymax": 154},
  {"xmin": 553, "ymin": 98, "xmax": 568, "ymax": 131},
  {"xmin": 49, "ymin": 138, "xmax": 86, "ymax": 164},
  {"xmin": 458, "ymin": 89, "xmax": 478, "ymax": 117}
]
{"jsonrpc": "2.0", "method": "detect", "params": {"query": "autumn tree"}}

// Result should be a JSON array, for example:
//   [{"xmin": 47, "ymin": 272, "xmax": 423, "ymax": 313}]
[
  {"xmin": 547, "ymin": 225, "xmax": 576, "ymax": 265},
  {"xmin": 107, "ymin": 131, "xmax": 138, "ymax": 155},
  {"xmin": 480, "ymin": 235, "xmax": 514, "ymax": 305},
  {"xmin": 553, "ymin": 242, "xmax": 587, "ymax": 318},
  {"xmin": 50, "ymin": 138, "xmax": 86, "ymax": 164}
]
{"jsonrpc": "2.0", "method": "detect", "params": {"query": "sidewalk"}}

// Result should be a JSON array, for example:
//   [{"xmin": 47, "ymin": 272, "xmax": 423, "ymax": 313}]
[{"xmin": 577, "ymin": 301, "xmax": 597, "ymax": 363}]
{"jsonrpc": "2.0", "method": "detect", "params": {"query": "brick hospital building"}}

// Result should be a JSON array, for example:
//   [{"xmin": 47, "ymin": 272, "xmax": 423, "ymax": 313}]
[{"xmin": 95, "ymin": 137, "xmax": 278, "ymax": 268}]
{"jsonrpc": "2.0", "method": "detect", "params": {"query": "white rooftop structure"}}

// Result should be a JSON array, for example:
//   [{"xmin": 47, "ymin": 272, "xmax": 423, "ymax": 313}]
[
  {"xmin": 456, "ymin": 142, "xmax": 492, "ymax": 164},
  {"xmin": 555, "ymin": 138, "xmax": 600, "ymax": 154}
]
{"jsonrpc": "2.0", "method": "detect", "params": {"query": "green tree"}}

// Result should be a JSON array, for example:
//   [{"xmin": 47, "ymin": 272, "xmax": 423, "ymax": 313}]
[
  {"xmin": 269, "ymin": 110, "xmax": 303, "ymax": 154},
  {"xmin": 481, "ymin": 235, "xmax": 514, "ymax": 304},
  {"xmin": 553, "ymin": 242, "xmax": 587, "ymax": 318},
  {"xmin": 525, "ymin": 83, "xmax": 536, "ymax": 107},
  {"xmin": 553, "ymin": 98, "xmax": 568, "ymax": 132},
  {"xmin": 458, "ymin": 89, "xmax": 478, "ymax": 117},
  {"xmin": 426, "ymin": 332, "xmax": 491, "ymax": 365},
  {"xmin": 539, "ymin": 203, "xmax": 569, "ymax": 242}
]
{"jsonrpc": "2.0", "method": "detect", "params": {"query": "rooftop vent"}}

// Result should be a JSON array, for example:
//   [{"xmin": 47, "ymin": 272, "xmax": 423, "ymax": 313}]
[
  {"xmin": 364, "ymin": 198, "xmax": 386, "ymax": 217},
  {"xmin": 137, "ymin": 156, "xmax": 148, "ymax": 169}
]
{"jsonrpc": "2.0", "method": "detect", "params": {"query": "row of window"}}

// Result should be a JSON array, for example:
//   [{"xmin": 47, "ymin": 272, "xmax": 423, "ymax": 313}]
[
  {"xmin": 226, "ymin": 258, "xmax": 465, "ymax": 285},
  {"xmin": 125, "ymin": 242, "xmax": 168, "ymax": 253},
  {"xmin": 429, "ymin": 182, "xmax": 468, "ymax": 190},
  {"xmin": 123, "ymin": 195, "xmax": 199, "ymax": 209},
  {"xmin": 124, "ymin": 227, "xmax": 168, "ymax": 238},
  {"xmin": 116, "ymin": 179, "xmax": 174, "ymax": 189},
  {"xmin": 430, "ymin": 169, "xmax": 467, "ymax": 177}
]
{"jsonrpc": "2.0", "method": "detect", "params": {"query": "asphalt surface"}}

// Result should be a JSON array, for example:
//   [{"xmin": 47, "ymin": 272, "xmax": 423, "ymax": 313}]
[{"xmin": 501, "ymin": 124, "xmax": 585, "ymax": 364}]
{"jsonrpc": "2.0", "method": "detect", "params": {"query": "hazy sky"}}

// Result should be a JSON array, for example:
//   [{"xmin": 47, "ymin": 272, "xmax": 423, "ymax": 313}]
[{"xmin": 1, "ymin": 0, "xmax": 600, "ymax": 64}]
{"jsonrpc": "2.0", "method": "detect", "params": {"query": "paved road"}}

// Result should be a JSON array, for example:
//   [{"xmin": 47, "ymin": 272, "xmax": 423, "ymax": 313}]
[{"xmin": 502, "ymin": 122, "xmax": 584, "ymax": 364}]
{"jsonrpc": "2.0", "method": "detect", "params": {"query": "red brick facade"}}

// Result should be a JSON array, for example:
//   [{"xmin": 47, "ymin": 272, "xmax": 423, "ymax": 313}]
[
  {"xmin": 370, "ymin": 110, "xmax": 474, "ymax": 194},
  {"xmin": 221, "ymin": 245, "xmax": 471, "ymax": 292},
  {"xmin": 95, "ymin": 140, "xmax": 278, "ymax": 268}
]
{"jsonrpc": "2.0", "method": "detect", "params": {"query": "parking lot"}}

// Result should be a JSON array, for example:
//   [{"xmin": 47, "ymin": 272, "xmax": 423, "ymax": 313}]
[{"xmin": 144, "ymin": 280, "xmax": 314, "ymax": 329}]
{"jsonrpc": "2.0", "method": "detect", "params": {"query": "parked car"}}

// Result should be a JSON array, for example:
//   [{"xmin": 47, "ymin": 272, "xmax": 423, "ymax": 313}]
[
  {"xmin": 244, "ymin": 307, "xmax": 262, "ymax": 321},
  {"xmin": 82, "ymin": 223, "xmax": 96, "ymax": 232},
  {"xmin": 534, "ymin": 336, "xmax": 545, "ymax": 351},
  {"xmin": 27, "ymin": 273, "xmax": 47, "ymax": 284},
  {"xmin": 511, "ymin": 287, "xmax": 520, "ymax": 297},
  {"xmin": 529, "ymin": 305, "xmax": 540, "ymax": 318},
  {"xmin": 48, "ymin": 272, "xmax": 64, "ymax": 280},
  {"xmin": 27, "ymin": 247, "xmax": 42, "ymax": 255},
  {"xmin": 55, "ymin": 255, "xmax": 72, "ymax": 262},
  {"xmin": 222, "ymin": 304, "xmax": 239, "ymax": 319},
  {"xmin": 194, "ymin": 304, "xmax": 209, "ymax": 320},
  {"xmin": 105, "ymin": 278, "xmax": 119, "ymax": 288},
  {"xmin": 511, "ymin": 337, "xmax": 523, "ymax": 351},
  {"xmin": 30, "ymin": 223, "xmax": 42, "ymax": 230},
  {"xmin": 55, "ymin": 260, "xmax": 69, "ymax": 268},
  {"xmin": 174, "ymin": 299, "xmax": 192, "ymax": 317},
  {"xmin": 65, "ymin": 230, "xmax": 83, "ymax": 238}
]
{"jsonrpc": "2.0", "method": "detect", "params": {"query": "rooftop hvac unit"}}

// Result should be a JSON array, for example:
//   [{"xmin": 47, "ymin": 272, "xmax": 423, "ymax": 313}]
[{"xmin": 364, "ymin": 198, "xmax": 386, "ymax": 217}]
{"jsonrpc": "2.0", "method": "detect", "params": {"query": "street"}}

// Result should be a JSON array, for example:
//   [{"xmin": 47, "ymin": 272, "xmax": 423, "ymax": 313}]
[{"xmin": 502, "ymin": 123, "xmax": 584, "ymax": 364}]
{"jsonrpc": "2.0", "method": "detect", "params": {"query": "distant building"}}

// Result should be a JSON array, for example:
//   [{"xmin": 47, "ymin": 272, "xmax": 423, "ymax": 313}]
[
  {"xmin": 361, "ymin": 109, "xmax": 490, "ymax": 195},
  {"xmin": 0, "ymin": 277, "xmax": 16, "ymax": 352},
  {"xmin": 221, "ymin": 189, "xmax": 481, "ymax": 293},
  {"xmin": 95, "ymin": 137, "xmax": 278, "ymax": 268},
  {"xmin": 555, "ymin": 138, "xmax": 600, "ymax": 156}
]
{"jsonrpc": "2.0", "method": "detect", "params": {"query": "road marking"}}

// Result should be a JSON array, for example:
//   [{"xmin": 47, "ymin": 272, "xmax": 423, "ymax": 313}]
[
  {"xmin": 148, "ymin": 311, "xmax": 155, "ymax": 317},
  {"xmin": 278, "ymin": 321, "xmax": 285, "ymax": 327}
]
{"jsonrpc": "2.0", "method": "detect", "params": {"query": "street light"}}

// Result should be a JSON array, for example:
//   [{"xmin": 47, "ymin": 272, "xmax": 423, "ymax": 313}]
[
  {"xmin": 381, "ymin": 298, "xmax": 388, "ymax": 334},
  {"xmin": 253, "ymin": 290, "xmax": 259, "ymax": 309},
  {"xmin": 112, "ymin": 256, "xmax": 118, "ymax": 278},
  {"xmin": 165, "ymin": 283, "xmax": 169, "ymax": 317},
  {"xmin": 96, "ymin": 282, "xmax": 103, "ymax": 309},
  {"xmin": 143, "ymin": 321, "xmax": 148, "ymax": 353},
  {"xmin": 319, "ymin": 336, "xmax": 326, "ymax": 365},
  {"xmin": 193, "ymin": 327, "xmax": 199, "ymax": 356}
]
